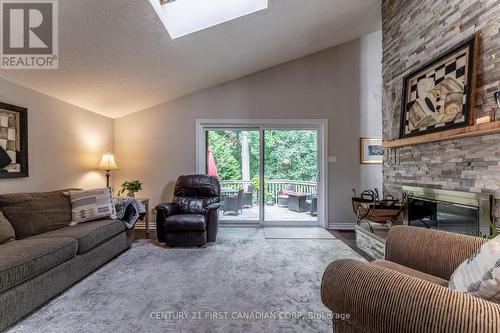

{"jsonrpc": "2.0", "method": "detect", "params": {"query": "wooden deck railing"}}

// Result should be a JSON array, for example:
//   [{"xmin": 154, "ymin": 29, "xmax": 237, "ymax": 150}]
[{"xmin": 220, "ymin": 179, "xmax": 317, "ymax": 203}]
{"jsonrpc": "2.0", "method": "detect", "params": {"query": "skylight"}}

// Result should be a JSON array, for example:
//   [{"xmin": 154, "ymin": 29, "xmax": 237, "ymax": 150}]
[{"xmin": 149, "ymin": 0, "xmax": 268, "ymax": 39}]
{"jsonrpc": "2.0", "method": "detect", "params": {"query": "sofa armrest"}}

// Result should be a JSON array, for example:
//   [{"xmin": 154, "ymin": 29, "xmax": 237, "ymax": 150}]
[
  {"xmin": 321, "ymin": 259, "xmax": 500, "ymax": 333},
  {"xmin": 385, "ymin": 225, "xmax": 486, "ymax": 280}
]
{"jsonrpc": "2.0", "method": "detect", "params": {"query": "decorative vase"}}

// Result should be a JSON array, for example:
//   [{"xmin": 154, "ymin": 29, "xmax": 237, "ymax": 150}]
[{"xmin": 127, "ymin": 191, "xmax": 135, "ymax": 198}]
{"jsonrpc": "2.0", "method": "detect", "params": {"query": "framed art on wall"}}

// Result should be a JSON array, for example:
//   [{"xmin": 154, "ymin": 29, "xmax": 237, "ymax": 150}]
[
  {"xmin": 360, "ymin": 137, "xmax": 383, "ymax": 164},
  {"xmin": 0, "ymin": 102, "xmax": 28, "ymax": 179},
  {"xmin": 399, "ymin": 34, "xmax": 478, "ymax": 139}
]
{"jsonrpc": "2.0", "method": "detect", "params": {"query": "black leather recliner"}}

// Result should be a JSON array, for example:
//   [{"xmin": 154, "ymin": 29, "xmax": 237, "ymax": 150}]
[{"xmin": 155, "ymin": 175, "xmax": 221, "ymax": 246}]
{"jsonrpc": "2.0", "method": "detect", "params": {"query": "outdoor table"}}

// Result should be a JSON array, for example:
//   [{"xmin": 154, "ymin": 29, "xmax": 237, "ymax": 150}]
[{"xmin": 287, "ymin": 192, "xmax": 308, "ymax": 212}]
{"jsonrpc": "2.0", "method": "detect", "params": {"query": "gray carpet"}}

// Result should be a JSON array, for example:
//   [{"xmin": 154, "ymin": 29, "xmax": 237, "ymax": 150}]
[
  {"xmin": 264, "ymin": 227, "xmax": 336, "ymax": 239},
  {"xmin": 8, "ymin": 228, "xmax": 364, "ymax": 333}
]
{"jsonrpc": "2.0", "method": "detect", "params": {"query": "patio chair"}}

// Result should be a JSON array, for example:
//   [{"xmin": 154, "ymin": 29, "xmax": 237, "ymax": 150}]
[
  {"xmin": 277, "ymin": 185, "xmax": 296, "ymax": 207},
  {"xmin": 306, "ymin": 194, "xmax": 317, "ymax": 216},
  {"xmin": 221, "ymin": 189, "xmax": 244, "ymax": 215},
  {"xmin": 241, "ymin": 184, "xmax": 254, "ymax": 208}
]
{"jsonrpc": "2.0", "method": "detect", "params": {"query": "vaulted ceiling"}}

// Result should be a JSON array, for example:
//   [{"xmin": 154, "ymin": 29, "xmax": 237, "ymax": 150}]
[{"xmin": 0, "ymin": 0, "xmax": 381, "ymax": 118}]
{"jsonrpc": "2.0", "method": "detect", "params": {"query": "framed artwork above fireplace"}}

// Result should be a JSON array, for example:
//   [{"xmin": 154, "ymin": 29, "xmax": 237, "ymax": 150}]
[
  {"xmin": 399, "ymin": 34, "xmax": 478, "ymax": 139},
  {"xmin": 0, "ymin": 102, "xmax": 28, "ymax": 179}
]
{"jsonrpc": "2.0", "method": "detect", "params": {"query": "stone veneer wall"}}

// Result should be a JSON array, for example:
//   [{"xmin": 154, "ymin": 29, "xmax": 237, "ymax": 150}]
[{"xmin": 381, "ymin": 0, "xmax": 500, "ymax": 224}]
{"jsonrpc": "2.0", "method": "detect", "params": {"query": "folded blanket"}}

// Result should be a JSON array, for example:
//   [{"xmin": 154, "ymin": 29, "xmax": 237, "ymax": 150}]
[{"xmin": 114, "ymin": 197, "xmax": 146, "ymax": 229}]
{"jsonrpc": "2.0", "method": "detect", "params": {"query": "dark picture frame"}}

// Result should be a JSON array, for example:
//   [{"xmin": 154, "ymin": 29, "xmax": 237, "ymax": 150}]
[
  {"xmin": 399, "ymin": 34, "xmax": 478, "ymax": 139},
  {"xmin": 0, "ymin": 102, "xmax": 28, "ymax": 179}
]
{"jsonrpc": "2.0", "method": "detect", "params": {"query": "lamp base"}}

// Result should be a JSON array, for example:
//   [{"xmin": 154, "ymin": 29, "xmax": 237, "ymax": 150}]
[{"xmin": 105, "ymin": 170, "xmax": 111, "ymax": 188}]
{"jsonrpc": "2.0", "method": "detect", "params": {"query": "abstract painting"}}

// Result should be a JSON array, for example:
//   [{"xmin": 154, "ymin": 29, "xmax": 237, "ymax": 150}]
[
  {"xmin": 400, "ymin": 34, "xmax": 477, "ymax": 138},
  {"xmin": 360, "ymin": 137, "xmax": 383, "ymax": 164},
  {"xmin": 0, "ymin": 102, "xmax": 28, "ymax": 179}
]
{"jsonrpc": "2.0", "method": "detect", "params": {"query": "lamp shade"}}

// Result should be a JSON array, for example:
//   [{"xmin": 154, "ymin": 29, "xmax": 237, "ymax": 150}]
[
  {"xmin": 0, "ymin": 147, "xmax": 12, "ymax": 169},
  {"xmin": 98, "ymin": 153, "xmax": 118, "ymax": 171}
]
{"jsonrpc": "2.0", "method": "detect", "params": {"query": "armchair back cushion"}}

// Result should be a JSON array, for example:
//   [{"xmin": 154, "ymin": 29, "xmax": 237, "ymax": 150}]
[
  {"xmin": 386, "ymin": 226, "xmax": 487, "ymax": 280},
  {"xmin": 173, "ymin": 175, "xmax": 220, "ymax": 214}
]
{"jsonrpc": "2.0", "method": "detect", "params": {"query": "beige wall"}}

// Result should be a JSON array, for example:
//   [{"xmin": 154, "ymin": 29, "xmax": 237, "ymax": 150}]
[
  {"xmin": 114, "ymin": 31, "xmax": 383, "ymax": 228},
  {"xmin": 0, "ymin": 78, "xmax": 114, "ymax": 193}
]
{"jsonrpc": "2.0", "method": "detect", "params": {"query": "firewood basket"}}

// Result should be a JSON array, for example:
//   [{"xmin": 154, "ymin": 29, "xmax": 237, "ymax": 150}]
[{"xmin": 352, "ymin": 188, "xmax": 407, "ymax": 232}]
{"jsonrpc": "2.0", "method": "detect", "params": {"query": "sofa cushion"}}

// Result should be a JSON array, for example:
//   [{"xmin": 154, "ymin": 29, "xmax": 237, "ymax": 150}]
[
  {"xmin": 0, "ymin": 237, "xmax": 77, "ymax": 293},
  {"xmin": 33, "ymin": 219, "xmax": 125, "ymax": 254},
  {"xmin": 0, "ymin": 211, "xmax": 15, "ymax": 244},
  {"xmin": 372, "ymin": 260, "xmax": 448, "ymax": 286},
  {"xmin": 0, "ymin": 189, "xmax": 75, "ymax": 239},
  {"xmin": 165, "ymin": 214, "xmax": 206, "ymax": 231}
]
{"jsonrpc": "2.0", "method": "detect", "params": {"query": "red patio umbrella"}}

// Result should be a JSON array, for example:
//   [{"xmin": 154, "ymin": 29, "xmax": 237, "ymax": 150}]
[{"xmin": 207, "ymin": 149, "xmax": 219, "ymax": 178}]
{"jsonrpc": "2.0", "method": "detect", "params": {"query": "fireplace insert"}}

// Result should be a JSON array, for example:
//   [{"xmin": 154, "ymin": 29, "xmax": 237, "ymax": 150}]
[{"xmin": 403, "ymin": 186, "xmax": 493, "ymax": 236}]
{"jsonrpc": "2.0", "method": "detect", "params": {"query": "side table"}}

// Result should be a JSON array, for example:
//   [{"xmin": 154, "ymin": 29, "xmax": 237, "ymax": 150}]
[{"xmin": 136, "ymin": 198, "xmax": 150, "ymax": 238}]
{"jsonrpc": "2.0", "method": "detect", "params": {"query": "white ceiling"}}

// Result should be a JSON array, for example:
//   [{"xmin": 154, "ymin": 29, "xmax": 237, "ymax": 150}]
[{"xmin": 0, "ymin": 0, "xmax": 381, "ymax": 118}]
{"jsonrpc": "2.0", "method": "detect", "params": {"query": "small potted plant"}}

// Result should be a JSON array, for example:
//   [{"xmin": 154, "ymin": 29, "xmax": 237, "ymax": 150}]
[
  {"xmin": 118, "ymin": 180, "xmax": 142, "ymax": 197},
  {"xmin": 265, "ymin": 192, "xmax": 275, "ymax": 206}
]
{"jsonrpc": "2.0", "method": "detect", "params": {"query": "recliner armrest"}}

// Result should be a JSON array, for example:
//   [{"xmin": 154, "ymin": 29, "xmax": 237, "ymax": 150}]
[
  {"xmin": 206, "ymin": 202, "xmax": 221, "ymax": 211},
  {"xmin": 155, "ymin": 203, "xmax": 180, "ymax": 243},
  {"xmin": 155, "ymin": 203, "xmax": 180, "ymax": 217}
]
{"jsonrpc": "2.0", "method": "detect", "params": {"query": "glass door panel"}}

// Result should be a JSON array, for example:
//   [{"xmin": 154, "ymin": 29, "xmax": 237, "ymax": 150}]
[
  {"xmin": 206, "ymin": 129, "xmax": 260, "ymax": 223},
  {"xmin": 263, "ymin": 129, "xmax": 318, "ymax": 222}
]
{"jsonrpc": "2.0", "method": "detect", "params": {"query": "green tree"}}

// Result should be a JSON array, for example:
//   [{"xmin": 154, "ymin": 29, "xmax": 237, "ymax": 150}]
[
  {"xmin": 208, "ymin": 131, "xmax": 241, "ymax": 180},
  {"xmin": 208, "ymin": 130, "xmax": 318, "ymax": 182},
  {"xmin": 263, "ymin": 130, "xmax": 318, "ymax": 181}
]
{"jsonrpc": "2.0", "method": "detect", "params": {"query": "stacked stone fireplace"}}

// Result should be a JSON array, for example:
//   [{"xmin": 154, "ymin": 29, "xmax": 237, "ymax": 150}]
[{"xmin": 381, "ymin": 0, "xmax": 500, "ymax": 227}]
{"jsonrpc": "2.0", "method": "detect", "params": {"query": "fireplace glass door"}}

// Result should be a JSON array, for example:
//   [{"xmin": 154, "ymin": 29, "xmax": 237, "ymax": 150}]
[
  {"xmin": 408, "ymin": 197, "xmax": 479, "ymax": 235},
  {"xmin": 436, "ymin": 201, "xmax": 479, "ymax": 235}
]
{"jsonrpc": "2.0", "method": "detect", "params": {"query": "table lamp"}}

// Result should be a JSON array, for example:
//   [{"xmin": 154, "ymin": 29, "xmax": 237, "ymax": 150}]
[{"xmin": 98, "ymin": 152, "xmax": 118, "ymax": 187}]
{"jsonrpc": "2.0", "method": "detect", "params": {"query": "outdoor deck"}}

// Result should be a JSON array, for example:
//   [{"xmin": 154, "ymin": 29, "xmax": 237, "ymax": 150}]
[{"xmin": 219, "ymin": 205, "xmax": 317, "ymax": 221}]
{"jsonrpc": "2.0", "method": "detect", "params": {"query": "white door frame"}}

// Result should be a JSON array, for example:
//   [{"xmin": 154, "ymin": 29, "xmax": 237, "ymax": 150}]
[{"xmin": 196, "ymin": 119, "xmax": 328, "ymax": 228}]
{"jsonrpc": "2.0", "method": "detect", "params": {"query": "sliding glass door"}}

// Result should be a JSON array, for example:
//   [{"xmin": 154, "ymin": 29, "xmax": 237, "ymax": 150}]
[
  {"xmin": 202, "ymin": 121, "xmax": 324, "ymax": 226},
  {"xmin": 207, "ymin": 129, "xmax": 260, "ymax": 223},
  {"xmin": 263, "ymin": 129, "xmax": 318, "ymax": 223}
]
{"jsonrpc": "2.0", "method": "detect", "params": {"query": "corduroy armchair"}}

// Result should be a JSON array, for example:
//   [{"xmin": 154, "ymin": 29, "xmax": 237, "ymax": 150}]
[{"xmin": 321, "ymin": 226, "xmax": 500, "ymax": 333}]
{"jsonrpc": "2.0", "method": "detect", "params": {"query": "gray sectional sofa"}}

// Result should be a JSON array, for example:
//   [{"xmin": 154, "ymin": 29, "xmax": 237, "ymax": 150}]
[{"xmin": 0, "ymin": 190, "xmax": 134, "ymax": 331}]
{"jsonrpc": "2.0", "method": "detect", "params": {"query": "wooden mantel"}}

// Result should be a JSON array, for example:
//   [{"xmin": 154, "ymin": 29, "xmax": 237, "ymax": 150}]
[{"xmin": 383, "ymin": 121, "xmax": 500, "ymax": 148}]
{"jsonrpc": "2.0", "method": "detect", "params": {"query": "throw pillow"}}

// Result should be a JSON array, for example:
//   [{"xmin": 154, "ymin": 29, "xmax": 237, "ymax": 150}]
[
  {"xmin": 68, "ymin": 188, "xmax": 117, "ymax": 225},
  {"xmin": 0, "ymin": 211, "xmax": 15, "ymax": 244},
  {"xmin": 449, "ymin": 235, "xmax": 500, "ymax": 303}
]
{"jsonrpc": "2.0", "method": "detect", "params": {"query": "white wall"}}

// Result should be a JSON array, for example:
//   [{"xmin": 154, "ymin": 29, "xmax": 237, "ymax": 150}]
[
  {"xmin": 0, "ymin": 78, "xmax": 114, "ymax": 194},
  {"xmin": 114, "ymin": 31, "xmax": 383, "ymax": 228}
]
